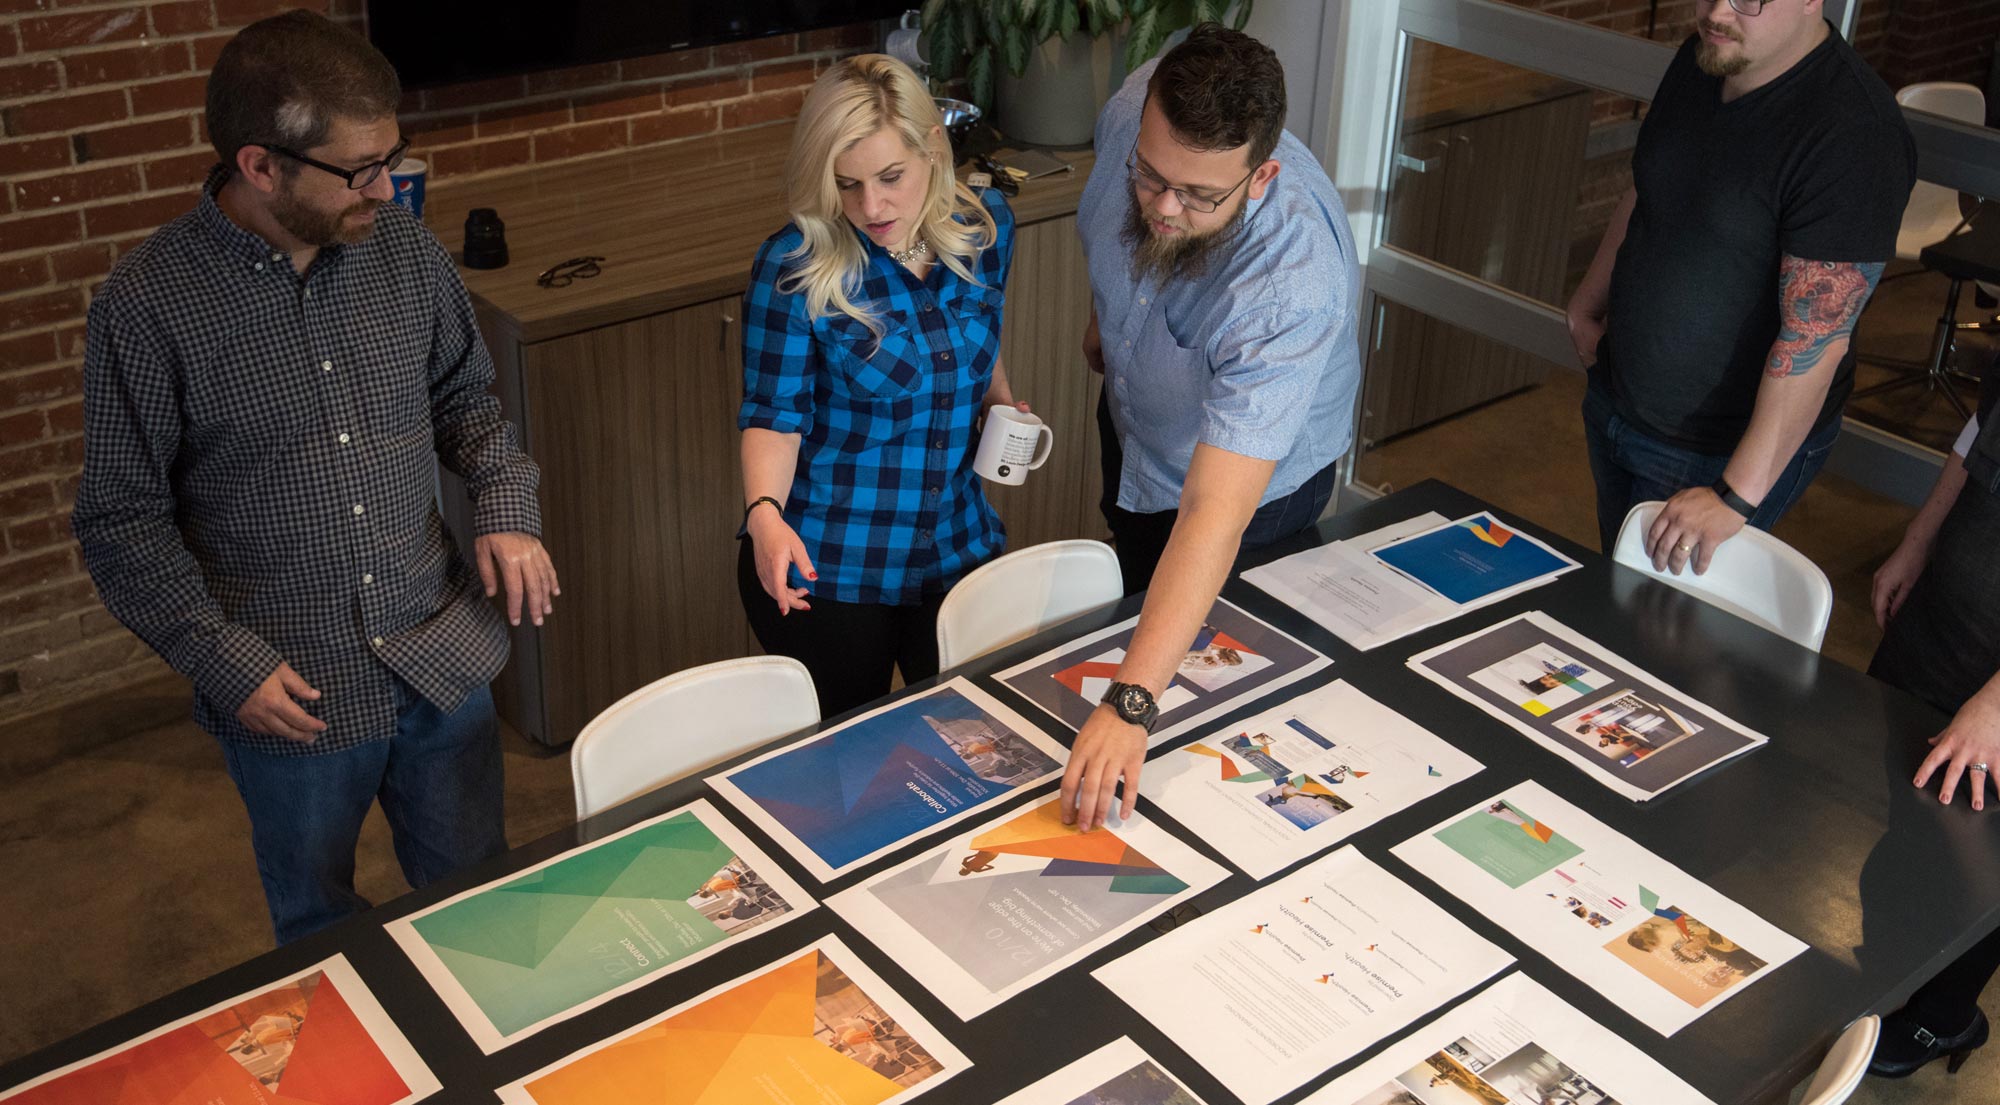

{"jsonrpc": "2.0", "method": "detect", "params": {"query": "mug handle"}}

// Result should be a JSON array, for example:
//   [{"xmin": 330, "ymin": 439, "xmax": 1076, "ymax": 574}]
[{"xmin": 1027, "ymin": 424, "xmax": 1055, "ymax": 469}]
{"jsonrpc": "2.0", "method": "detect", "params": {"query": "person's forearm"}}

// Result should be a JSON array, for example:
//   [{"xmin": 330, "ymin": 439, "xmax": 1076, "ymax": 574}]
[
  {"xmin": 1721, "ymin": 368, "xmax": 1835, "ymax": 503},
  {"xmin": 1570, "ymin": 188, "xmax": 1635, "ymax": 318},
  {"xmin": 741, "ymin": 428, "xmax": 803, "ymax": 506},
  {"xmin": 1901, "ymin": 448, "xmax": 1970, "ymax": 552}
]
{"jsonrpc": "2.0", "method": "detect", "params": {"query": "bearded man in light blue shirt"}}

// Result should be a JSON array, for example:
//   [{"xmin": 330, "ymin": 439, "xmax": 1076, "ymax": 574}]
[{"xmin": 1061, "ymin": 25, "xmax": 1361, "ymax": 833}]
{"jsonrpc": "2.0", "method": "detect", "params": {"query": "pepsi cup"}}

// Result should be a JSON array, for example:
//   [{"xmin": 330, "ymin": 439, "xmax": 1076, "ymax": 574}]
[{"xmin": 390, "ymin": 158, "xmax": 427, "ymax": 220}]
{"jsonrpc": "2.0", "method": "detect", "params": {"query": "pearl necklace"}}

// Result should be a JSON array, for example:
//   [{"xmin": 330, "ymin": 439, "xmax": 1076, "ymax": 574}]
[{"xmin": 888, "ymin": 238, "xmax": 931, "ymax": 264}]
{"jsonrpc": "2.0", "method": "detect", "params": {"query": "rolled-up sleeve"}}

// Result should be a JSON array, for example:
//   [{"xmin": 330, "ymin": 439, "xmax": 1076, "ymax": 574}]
[
  {"xmin": 1198, "ymin": 304, "xmax": 1339, "ymax": 461},
  {"xmin": 739, "ymin": 237, "xmax": 818, "ymax": 436}
]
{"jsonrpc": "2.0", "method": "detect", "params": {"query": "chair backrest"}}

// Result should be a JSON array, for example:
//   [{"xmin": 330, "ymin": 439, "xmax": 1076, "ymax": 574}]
[
  {"xmin": 1896, "ymin": 82, "xmax": 1986, "ymax": 259},
  {"xmin": 570, "ymin": 655, "xmax": 819, "ymax": 820},
  {"xmin": 936, "ymin": 539, "xmax": 1123, "ymax": 669},
  {"xmin": 1611, "ymin": 501, "xmax": 1832, "ymax": 652},
  {"xmin": 1798, "ymin": 1015, "xmax": 1879, "ymax": 1105}
]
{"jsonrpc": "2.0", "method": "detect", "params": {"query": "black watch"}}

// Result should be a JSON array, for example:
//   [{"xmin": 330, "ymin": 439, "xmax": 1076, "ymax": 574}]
[
  {"xmin": 1101, "ymin": 681, "xmax": 1159, "ymax": 732},
  {"xmin": 1711, "ymin": 478, "xmax": 1757, "ymax": 521}
]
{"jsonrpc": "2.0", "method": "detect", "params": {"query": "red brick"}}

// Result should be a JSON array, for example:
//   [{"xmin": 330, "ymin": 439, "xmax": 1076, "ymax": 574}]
[
  {"xmin": 0, "ymin": 61, "xmax": 61, "ymax": 100},
  {"xmin": 190, "ymin": 30, "xmax": 233, "ymax": 69},
  {"xmin": 720, "ymin": 88, "xmax": 808, "ymax": 130},
  {"xmin": 629, "ymin": 107, "xmax": 716, "ymax": 146},
  {"xmin": 73, "ymin": 117, "xmax": 195, "ymax": 162},
  {"xmin": 0, "ymin": 366, "xmax": 80, "ymax": 409},
  {"xmin": 18, "ymin": 9, "xmax": 148, "ymax": 52},
  {"xmin": 0, "ymin": 546, "xmax": 77, "ymax": 591},
  {"xmin": 150, "ymin": 1, "xmax": 214, "ymax": 35},
  {"xmin": 0, "ymin": 480, "xmax": 55, "ymax": 517},
  {"xmin": 214, "ymin": 0, "xmax": 327, "ymax": 25},
  {"xmin": 0, "ymin": 578, "xmax": 97, "ymax": 626},
  {"xmin": 0, "ymin": 210, "xmax": 83, "ymax": 254},
  {"xmin": 572, "ymin": 88, "xmax": 661, "ymax": 123},
  {"xmin": 130, "ymin": 75, "xmax": 208, "ymax": 114},
  {"xmin": 12, "ymin": 165, "xmax": 143, "ymax": 212},
  {"xmin": 43, "ymin": 398, "xmax": 81, "ymax": 435},
  {"xmin": 83, "ymin": 192, "xmax": 194, "ymax": 238},
  {"xmin": 0, "ymin": 333, "xmax": 57, "ymax": 374},
  {"xmin": 0, "ymin": 410, "xmax": 43, "ymax": 449},
  {"xmin": 2, "ymin": 90, "xmax": 130, "ymax": 136},
  {"xmin": 663, "ymin": 74, "xmax": 748, "ymax": 108},
  {"xmin": 141, "ymin": 149, "xmax": 215, "ymax": 190},
  {"xmin": 0, "ymin": 137, "xmax": 72, "ymax": 176},
  {"xmin": 426, "ymin": 136, "xmax": 532, "ymax": 178},
  {"xmin": 476, "ymin": 101, "xmax": 571, "ymax": 137},
  {"xmin": 49, "ymin": 243, "xmax": 113, "ymax": 283},
  {"xmin": 54, "ymin": 325, "xmax": 85, "ymax": 361},
  {"xmin": 0, "ymin": 256, "xmax": 50, "ymax": 296},
  {"xmin": 713, "ymin": 34, "xmax": 797, "ymax": 66},
  {"xmin": 751, "ymin": 58, "xmax": 819, "ymax": 92},
  {"xmin": 533, "ymin": 120, "xmax": 628, "ymax": 162},
  {"xmin": 524, "ymin": 61, "xmax": 621, "ymax": 96},
  {"xmin": 0, "ymin": 434, "xmax": 83, "ymax": 483},
  {"xmin": 620, "ymin": 49, "xmax": 711, "ymax": 82},
  {"xmin": 0, "ymin": 290, "xmax": 81, "ymax": 335},
  {"xmin": 424, "ymin": 75, "xmax": 529, "ymax": 112},
  {"xmin": 407, "ymin": 111, "xmax": 476, "ymax": 147},
  {"xmin": 65, "ymin": 43, "xmax": 193, "ymax": 87},
  {"xmin": 801, "ymin": 23, "xmax": 877, "ymax": 53},
  {"xmin": 7, "ymin": 512, "xmax": 71, "ymax": 551}
]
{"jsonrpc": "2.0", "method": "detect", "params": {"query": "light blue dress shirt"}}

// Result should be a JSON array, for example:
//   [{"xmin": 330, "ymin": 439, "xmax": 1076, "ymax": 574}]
[{"xmin": 1079, "ymin": 59, "xmax": 1362, "ymax": 513}]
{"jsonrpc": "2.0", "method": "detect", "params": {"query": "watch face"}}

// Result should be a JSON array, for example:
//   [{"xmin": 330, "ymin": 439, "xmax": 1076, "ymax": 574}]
[{"xmin": 1119, "ymin": 686, "xmax": 1149, "ymax": 714}]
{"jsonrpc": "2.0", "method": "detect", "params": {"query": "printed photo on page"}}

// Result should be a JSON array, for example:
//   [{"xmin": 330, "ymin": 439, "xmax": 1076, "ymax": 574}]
[
  {"xmin": 495, "ymin": 936, "xmax": 968, "ymax": 1105},
  {"xmin": 1302, "ymin": 972, "xmax": 1716, "ymax": 1105},
  {"xmin": 0, "ymin": 955, "xmax": 438, "ymax": 1105},
  {"xmin": 997, "ymin": 597, "xmax": 1331, "ymax": 746},
  {"xmin": 1408, "ymin": 612, "xmax": 1767, "ymax": 801},
  {"xmin": 709, "ymin": 677, "xmax": 1068, "ymax": 881},
  {"xmin": 1391, "ymin": 782, "xmax": 1805, "ymax": 1036},
  {"xmin": 829, "ymin": 794, "xmax": 1225, "ymax": 1020},
  {"xmin": 1093, "ymin": 846, "xmax": 1513, "ymax": 1105},
  {"xmin": 384, "ymin": 798, "xmax": 815, "ymax": 1053},
  {"xmin": 1147, "ymin": 680, "xmax": 1484, "ymax": 879},
  {"xmin": 994, "ymin": 1037, "xmax": 1210, "ymax": 1105}
]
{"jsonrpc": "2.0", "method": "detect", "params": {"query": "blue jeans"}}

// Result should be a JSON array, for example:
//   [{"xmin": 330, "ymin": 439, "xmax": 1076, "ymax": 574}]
[
  {"xmin": 220, "ymin": 679, "xmax": 507, "ymax": 944},
  {"xmin": 1581, "ymin": 384, "xmax": 1840, "ymax": 554}
]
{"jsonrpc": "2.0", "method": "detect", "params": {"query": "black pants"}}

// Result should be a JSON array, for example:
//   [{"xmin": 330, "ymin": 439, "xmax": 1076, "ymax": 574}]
[
  {"xmin": 737, "ymin": 540, "xmax": 944, "ymax": 721},
  {"xmin": 1096, "ymin": 383, "xmax": 1338, "ymax": 596},
  {"xmin": 1868, "ymin": 481, "xmax": 2000, "ymax": 1032}
]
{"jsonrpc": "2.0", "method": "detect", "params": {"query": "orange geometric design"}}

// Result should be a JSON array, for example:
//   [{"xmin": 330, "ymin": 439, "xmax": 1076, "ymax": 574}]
[
  {"xmin": 1517, "ymin": 819, "xmax": 1556, "ymax": 845},
  {"xmin": 1052, "ymin": 660, "xmax": 1121, "ymax": 697},
  {"xmin": 1462, "ymin": 519, "xmax": 1515, "ymax": 548},
  {"xmin": 1182, "ymin": 744, "xmax": 1241, "ymax": 781},
  {"xmin": 966, "ymin": 801, "xmax": 1158, "ymax": 868}
]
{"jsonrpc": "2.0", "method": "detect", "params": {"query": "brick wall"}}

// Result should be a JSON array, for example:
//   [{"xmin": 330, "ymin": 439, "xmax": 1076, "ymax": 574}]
[
  {"xmin": 0, "ymin": 0, "xmax": 874, "ymax": 723},
  {"xmin": 1855, "ymin": 0, "xmax": 2000, "ymax": 103}
]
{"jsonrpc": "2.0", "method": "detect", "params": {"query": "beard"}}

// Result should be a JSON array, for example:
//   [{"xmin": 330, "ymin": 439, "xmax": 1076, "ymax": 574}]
[
  {"xmin": 1694, "ymin": 22, "xmax": 1750, "ymax": 77},
  {"xmin": 1121, "ymin": 188, "xmax": 1247, "ymax": 284},
  {"xmin": 270, "ymin": 175, "xmax": 382, "ymax": 247}
]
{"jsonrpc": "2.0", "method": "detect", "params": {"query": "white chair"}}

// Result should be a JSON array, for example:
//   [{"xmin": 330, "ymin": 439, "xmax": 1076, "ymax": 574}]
[
  {"xmin": 1798, "ymin": 1015, "xmax": 1879, "ymax": 1105},
  {"xmin": 936, "ymin": 539, "xmax": 1123, "ymax": 668},
  {"xmin": 1611, "ymin": 501, "xmax": 1832, "ymax": 652},
  {"xmin": 570, "ymin": 655, "xmax": 819, "ymax": 820}
]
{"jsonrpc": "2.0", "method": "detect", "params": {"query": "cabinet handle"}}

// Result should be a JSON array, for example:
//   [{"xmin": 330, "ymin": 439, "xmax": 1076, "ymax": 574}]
[
  {"xmin": 719, "ymin": 312, "xmax": 735, "ymax": 352},
  {"xmin": 1394, "ymin": 152, "xmax": 1438, "ymax": 174}
]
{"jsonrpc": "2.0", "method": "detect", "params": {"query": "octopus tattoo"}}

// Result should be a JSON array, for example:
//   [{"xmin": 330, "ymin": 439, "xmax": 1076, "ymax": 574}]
[{"xmin": 1766, "ymin": 256, "xmax": 1885, "ymax": 378}]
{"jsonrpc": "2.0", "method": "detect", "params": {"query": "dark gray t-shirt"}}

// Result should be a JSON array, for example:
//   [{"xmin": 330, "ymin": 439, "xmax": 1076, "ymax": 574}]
[{"xmin": 1595, "ymin": 26, "xmax": 1914, "ymax": 454}]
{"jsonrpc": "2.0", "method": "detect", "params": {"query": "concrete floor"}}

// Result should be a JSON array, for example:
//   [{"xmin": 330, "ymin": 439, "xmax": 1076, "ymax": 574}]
[{"xmin": 1, "ymin": 268, "xmax": 1994, "ymax": 1096}]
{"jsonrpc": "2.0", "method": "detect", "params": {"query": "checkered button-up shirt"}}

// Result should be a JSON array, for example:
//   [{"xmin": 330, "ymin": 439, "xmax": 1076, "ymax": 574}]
[
  {"xmin": 739, "ymin": 190, "xmax": 1013, "ymax": 606},
  {"xmin": 74, "ymin": 168, "xmax": 541, "ymax": 755}
]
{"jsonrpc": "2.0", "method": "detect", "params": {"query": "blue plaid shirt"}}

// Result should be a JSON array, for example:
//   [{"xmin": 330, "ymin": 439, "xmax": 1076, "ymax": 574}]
[{"xmin": 740, "ymin": 190, "xmax": 1013, "ymax": 606}]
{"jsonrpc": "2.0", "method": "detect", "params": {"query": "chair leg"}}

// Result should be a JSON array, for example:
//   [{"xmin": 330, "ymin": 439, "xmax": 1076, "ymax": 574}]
[{"xmin": 1852, "ymin": 276, "xmax": 1972, "ymax": 419}]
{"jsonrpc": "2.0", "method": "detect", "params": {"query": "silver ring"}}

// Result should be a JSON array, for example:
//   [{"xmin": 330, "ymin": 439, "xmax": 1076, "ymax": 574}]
[{"xmin": 1974, "ymin": 763, "xmax": 1990, "ymax": 773}]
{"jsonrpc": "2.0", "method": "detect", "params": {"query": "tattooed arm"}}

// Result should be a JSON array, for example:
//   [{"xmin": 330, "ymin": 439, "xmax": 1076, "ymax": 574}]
[{"xmin": 1643, "ymin": 255, "xmax": 1885, "ymax": 575}]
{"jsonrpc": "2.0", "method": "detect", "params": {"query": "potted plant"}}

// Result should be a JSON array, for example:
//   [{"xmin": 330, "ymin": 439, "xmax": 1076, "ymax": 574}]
[{"xmin": 921, "ymin": 0, "xmax": 1254, "ymax": 147}]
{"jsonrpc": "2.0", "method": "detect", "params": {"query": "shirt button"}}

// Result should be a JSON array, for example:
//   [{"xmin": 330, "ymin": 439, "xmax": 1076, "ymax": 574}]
[
  {"xmin": 352, "ymin": 504, "xmax": 365, "ymax": 516},
  {"xmin": 337, "ymin": 432, "xmax": 350, "ymax": 444},
  {"xmin": 305, "ymin": 290, "xmax": 314, "ymax": 299},
  {"xmin": 270, "ymin": 252, "xmax": 282, "ymax": 261},
  {"xmin": 362, "ymin": 573, "xmax": 374, "ymax": 584},
  {"xmin": 321, "ymin": 360, "xmax": 333, "ymax": 372},
  {"xmin": 253, "ymin": 262, "xmax": 264, "ymax": 271},
  {"xmin": 1139, "ymin": 296, "xmax": 1148, "ymax": 305},
  {"xmin": 934, "ymin": 437, "xmax": 947, "ymax": 448},
  {"xmin": 1123, "ymin": 340, "xmax": 1132, "ymax": 348},
  {"xmin": 371, "ymin": 636, "xmax": 385, "ymax": 647},
  {"xmin": 939, "ymin": 352, "xmax": 953, "ymax": 362}
]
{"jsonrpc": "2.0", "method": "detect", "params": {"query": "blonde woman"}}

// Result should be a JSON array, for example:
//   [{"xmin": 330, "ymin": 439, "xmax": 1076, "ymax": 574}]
[{"xmin": 737, "ymin": 55, "xmax": 1024, "ymax": 717}]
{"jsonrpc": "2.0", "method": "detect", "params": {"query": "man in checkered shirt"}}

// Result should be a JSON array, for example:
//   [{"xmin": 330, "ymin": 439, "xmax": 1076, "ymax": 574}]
[{"xmin": 72, "ymin": 12, "xmax": 558, "ymax": 944}]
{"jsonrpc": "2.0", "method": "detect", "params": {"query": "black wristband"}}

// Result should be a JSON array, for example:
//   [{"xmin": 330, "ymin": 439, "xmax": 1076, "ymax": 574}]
[
  {"xmin": 737, "ymin": 496, "xmax": 783, "ymax": 540},
  {"xmin": 1712, "ymin": 478, "xmax": 1757, "ymax": 520}
]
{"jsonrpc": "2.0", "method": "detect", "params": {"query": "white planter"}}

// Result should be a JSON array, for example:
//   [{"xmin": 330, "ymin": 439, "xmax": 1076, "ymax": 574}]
[{"xmin": 992, "ymin": 31, "xmax": 1130, "ymax": 148}]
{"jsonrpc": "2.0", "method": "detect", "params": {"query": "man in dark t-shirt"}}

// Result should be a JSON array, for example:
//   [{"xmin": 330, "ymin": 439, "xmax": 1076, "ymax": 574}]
[{"xmin": 1566, "ymin": 0, "xmax": 1914, "ymax": 572}]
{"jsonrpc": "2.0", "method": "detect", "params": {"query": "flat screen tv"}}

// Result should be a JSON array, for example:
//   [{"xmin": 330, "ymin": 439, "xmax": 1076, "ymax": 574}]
[{"xmin": 368, "ymin": 1, "xmax": 902, "ymax": 90}]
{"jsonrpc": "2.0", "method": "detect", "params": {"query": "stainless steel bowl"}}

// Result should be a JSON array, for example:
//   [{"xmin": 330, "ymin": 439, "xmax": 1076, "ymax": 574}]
[{"xmin": 935, "ymin": 97, "xmax": 982, "ymax": 153}]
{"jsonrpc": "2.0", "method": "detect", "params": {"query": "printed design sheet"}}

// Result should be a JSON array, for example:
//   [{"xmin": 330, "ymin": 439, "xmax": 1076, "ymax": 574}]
[
  {"xmin": 709, "ymin": 677, "xmax": 1068, "ymax": 881},
  {"xmin": 385, "ymin": 798, "xmax": 815, "ymax": 1052},
  {"xmin": 993, "ymin": 1038, "xmax": 1209, "ymax": 1105},
  {"xmin": 496, "ymin": 936, "xmax": 968, "ymax": 1105},
  {"xmin": 1146, "ymin": 680, "xmax": 1483, "ymax": 878},
  {"xmin": 997, "ymin": 597, "xmax": 1331, "ymax": 746},
  {"xmin": 1302, "ymin": 972, "xmax": 1716, "ymax": 1105},
  {"xmin": 1391, "ymin": 782, "xmax": 1805, "ymax": 1035},
  {"xmin": 829, "ymin": 795, "xmax": 1225, "ymax": 1019},
  {"xmin": 1, "ymin": 955, "xmax": 437, "ymax": 1105},
  {"xmin": 1244, "ymin": 513, "xmax": 1579, "ymax": 651},
  {"xmin": 1093, "ymin": 846, "xmax": 1513, "ymax": 1105},
  {"xmin": 1407, "ymin": 612, "xmax": 1767, "ymax": 800}
]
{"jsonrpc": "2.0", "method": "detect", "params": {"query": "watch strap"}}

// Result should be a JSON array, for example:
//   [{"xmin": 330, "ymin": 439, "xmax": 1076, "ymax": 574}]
[
  {"xmin": 1711, "ymin": 479, "xmax": 1757, "ymax": 520},
  {"xmin": 1101, "ymin": 681, "xmax": 1159, "ymax": 732}
]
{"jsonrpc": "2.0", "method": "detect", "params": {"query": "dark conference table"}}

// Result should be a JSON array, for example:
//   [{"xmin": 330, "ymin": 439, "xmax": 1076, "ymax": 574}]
[{"xmin": 3, "ymin": 480, "xmax": 1991, "ymax": 1104}]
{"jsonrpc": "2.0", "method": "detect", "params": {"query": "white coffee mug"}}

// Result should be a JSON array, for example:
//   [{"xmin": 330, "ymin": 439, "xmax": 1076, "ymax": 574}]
[{"xmin": 974, "ymin": 406, "xmax": 1054, "ymax": 486}]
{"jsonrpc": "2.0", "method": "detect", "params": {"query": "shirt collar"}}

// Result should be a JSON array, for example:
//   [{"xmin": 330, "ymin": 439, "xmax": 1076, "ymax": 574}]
[{"xmin": 197, "ymin": 164, "xmax": 343, "ymax": 273}]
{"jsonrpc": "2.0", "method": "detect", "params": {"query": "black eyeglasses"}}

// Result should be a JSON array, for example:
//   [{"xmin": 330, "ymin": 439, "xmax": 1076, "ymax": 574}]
[
  {"xmin": 536, "ymin": 256, "xmax": 604, "ymax": 288},
  {"xmin": 1127, "ymin": 143, "xmax": 1256, "ymax": 215},
  {"xmin": 1714, "ymin": 0, "xmax": 1771, "ymax": 14},
  {"xmin": 262, "ymin": 137, "xmax": 410, "ymax": 190}
]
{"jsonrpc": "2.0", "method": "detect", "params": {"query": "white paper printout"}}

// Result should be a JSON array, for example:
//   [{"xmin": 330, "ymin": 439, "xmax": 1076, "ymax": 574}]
[
  {"xmin": 1093, "ymin": 846, "xmax": 1514, "ymax": 1105},
  {"xmin": 993, "ymin": 1037, "xmax": 1210, "ymax": 1104},
  {"xmin": 1391, "ymin": 781, "xmax": 1806, "ymax": 1035},
  {"xmin": 1146, "ymin": 680, "xmax": 1484, "ymax": 879}
]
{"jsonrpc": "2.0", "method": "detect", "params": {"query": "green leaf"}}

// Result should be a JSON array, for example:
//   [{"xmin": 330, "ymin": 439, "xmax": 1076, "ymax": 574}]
[
  {"xmin": 1230, "ymin": 0, "xmax": 1253, "ymax": 31},
  {"xmin": 1015, "ymin": 0, "xmax": 1038, "ymax": 21},
  {"xmin": 920, "ymin": 0, "xmax": 951, "ymax": 27},
  {"xmin": 969, "ymin": 45, "xmax": 996, "ymax": 112},
  {"xmin": 1124, "ymin": 7, "xmax": 1160, "ymax": 70},
  {"xmin": 1194, "ymin": 0, "xmax": 1218, "ymax": 24},
  {"xmin": 984, "ymin": 1, "xmax": 1006, "ymax": 45},
  {"xmin": 957, "ymin": 1, "xmax": 980, "ymax": 53},
  {"xmin": 1003, "ymin": 23, "xmax": 1030, "ymax": 76},
  {"xmin": 928, "ymin": 16, "xmax": 960, "ymax": 79},
  {"xmin": 1036, "ymin": 0, "xmax": 1062, "ymax": 42},
  {"xmin": 1059, "ymin": 0, "xmax": 1081, "ymax": 38}
]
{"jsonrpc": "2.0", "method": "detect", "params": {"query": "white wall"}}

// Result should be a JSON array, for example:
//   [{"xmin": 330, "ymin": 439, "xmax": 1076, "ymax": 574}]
[{"xmin": 1242, "ymin": 0, "xmax": 1335, "ymax": 160}]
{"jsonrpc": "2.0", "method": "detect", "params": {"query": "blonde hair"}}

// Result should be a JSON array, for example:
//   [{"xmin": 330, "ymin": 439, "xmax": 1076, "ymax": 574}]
[{"xmin": 780, "ymin": 54, "xmax": 995, "ymax": 337}]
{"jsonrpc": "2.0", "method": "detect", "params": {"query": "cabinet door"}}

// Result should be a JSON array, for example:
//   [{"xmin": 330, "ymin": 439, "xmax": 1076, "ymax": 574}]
[{"xmin": 985, "ymin": 214, "xmax": 1110, "ymax": 551}]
